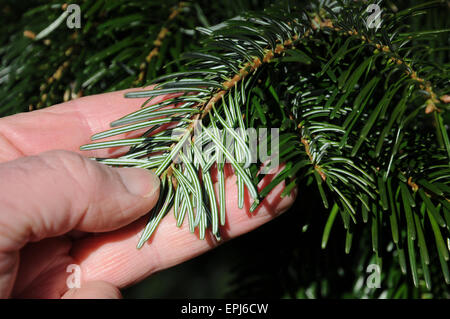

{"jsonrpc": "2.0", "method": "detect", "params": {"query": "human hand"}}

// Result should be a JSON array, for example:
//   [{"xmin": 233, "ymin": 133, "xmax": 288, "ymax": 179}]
[{"xmin": 0, "ymin": 89, "xmax": 297, "ymax": 298}]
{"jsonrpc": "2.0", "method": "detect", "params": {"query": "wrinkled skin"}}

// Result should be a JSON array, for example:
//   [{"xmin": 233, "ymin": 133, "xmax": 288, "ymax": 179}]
[{"xmin": 0, "ymin": 89, "xmax": 296, "ymax": 298}]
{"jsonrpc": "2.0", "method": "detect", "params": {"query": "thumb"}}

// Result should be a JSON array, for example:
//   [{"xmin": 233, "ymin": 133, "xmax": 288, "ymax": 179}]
[{"xmin": 0, "ymin": 150, "xmax": 160, "ymax": 252}]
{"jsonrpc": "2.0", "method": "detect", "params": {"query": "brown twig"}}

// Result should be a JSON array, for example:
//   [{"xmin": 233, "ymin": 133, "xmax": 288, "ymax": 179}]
[
  {"xmin": 135, "ymin": 2, "xmax": 188, "ymax": 84},
  {"xmin": 160, "ymin": 34, "xmax": 300, "ymax": 178},
  {"xmin": 312, "ymin": 15, "xmax": 442, "ymax": 114}
]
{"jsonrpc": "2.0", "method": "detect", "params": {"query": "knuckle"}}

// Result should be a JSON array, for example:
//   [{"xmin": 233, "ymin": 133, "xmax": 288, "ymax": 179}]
[{"xmin": 39, "ymin": 150, "xmax": 101, "ymax": 196}]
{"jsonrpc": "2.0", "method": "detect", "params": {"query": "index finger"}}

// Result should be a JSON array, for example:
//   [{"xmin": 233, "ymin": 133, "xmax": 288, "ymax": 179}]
[
  {"xmin": 71, "ymin": 166, "xmax": 297, "ymax": 289},
  {"xmin": 0, "ymin": 87, "xmax": 161, "ymax": 162}
]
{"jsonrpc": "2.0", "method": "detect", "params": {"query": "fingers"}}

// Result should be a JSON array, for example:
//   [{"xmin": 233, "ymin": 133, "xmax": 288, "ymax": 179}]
[
  {"xmin": 0, "ymin": 150, "xmax": 160, "ymax": 253},
  {"xmin": 0, "ymin": 86, "xmax": 167, "ymax": 162},
  {"xmin": 10, "ymin": 238, "xmax": 73, "ymax": 298},
  {"xmin": 62, "ymin": 281, "xmax": 122, "ymax": 299},
  {"xmin": 71, "ymin": 166, "xmax": 297, "ymax": 289}
]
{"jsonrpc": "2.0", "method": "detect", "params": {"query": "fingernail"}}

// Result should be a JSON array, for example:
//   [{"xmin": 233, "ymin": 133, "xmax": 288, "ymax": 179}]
[{"xmin": 116, "ymin": 167, "xmax": 160, "ymax": 198}]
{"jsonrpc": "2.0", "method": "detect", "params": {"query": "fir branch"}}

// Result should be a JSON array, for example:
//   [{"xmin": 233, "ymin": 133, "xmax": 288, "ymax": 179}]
[{"xmin": 7, "ymin": 0, "xmax": 447, "ymax": 294}]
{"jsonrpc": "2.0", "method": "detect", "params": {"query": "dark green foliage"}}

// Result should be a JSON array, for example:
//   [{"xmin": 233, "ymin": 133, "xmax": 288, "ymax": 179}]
[{"xmin": 0, "ymin": 0, "xmax": 272, "ymax": 115}]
